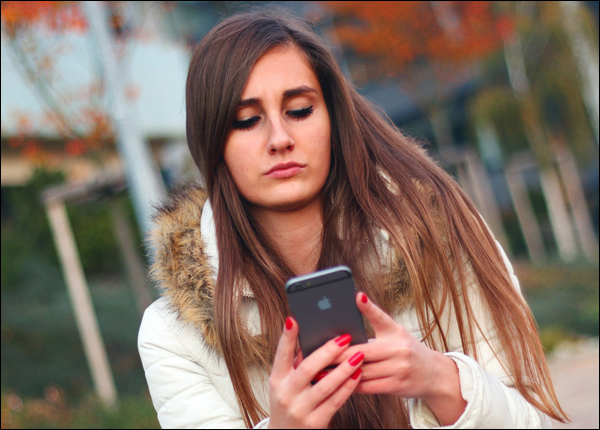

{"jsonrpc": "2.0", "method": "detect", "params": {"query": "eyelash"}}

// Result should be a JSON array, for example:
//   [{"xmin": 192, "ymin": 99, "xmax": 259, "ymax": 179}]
[{"xmin": 232, "ymin": 106, "xmax": 314, "ymax": 131}]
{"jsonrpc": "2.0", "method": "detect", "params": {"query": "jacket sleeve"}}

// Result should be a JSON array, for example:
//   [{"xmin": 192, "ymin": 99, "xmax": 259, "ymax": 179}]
[
  {"xmin": 138, "ymin": 300, "xmax": 271, "ymax": 429},
  {"xmin": 408, "ymin": 242, "xmax": 553, "ymax": 429}
]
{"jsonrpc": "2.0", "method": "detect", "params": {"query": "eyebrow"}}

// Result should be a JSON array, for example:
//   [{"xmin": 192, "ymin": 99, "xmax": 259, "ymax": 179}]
[{"xmin": 237, "ymin": 85, "xmax": 318, "ymax": 107}]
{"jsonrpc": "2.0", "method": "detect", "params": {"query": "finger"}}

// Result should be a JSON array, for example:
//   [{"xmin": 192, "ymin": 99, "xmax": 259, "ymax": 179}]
[
  {"xmin": 305, "ymin": 351, "xmax": 364, "ymax": 410},
  {"xmin": 354, "ymin": 376, "xmax": 396, "ymax": 395},
  {"xmin": 271, "ymin": 317, "xmax": 299, "ymax": 379},
  {"xmin": 293, "ymin": 334, "xmax": 352, "ymax": 387},
  {"xmin": 355, "ymin": 361, "xmax": 396, "ymax": 381},
  {"xmin": 293, "ymin": 349, "xmax": 304, "ymax": 370},
  {"xmin": 330, "ymin": 342, "xmax": 391, "ymax": 365},
  {"xmin": 313, "ymin": 366, "xmax": 362, "ymax": 419},
  {"xmin": 356, "ymin": 292, "xmax": 397, "ymax": 335}
]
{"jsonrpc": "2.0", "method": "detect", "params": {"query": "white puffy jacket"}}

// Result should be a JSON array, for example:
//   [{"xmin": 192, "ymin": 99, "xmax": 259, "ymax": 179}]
[{"xmin": 138, "ymin": 186, "xmax": 553, "ymax": 429}]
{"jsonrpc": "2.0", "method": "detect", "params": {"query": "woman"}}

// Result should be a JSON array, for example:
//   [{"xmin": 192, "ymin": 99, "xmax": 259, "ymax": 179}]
[{"xmin": 138, "ymin": 8, "xmax": 567, "ymax": 429}]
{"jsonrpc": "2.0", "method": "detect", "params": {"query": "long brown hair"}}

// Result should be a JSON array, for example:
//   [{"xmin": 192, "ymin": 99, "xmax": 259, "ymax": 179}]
[{"xmin": 185, "ymin": 7, "xmax": 568, "ymax": 428}]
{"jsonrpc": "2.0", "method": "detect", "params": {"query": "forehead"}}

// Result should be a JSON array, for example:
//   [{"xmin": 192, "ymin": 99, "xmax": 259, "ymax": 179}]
[{"xmin": 240, "ymin": 45, "xmax": 320, "ymax": 101}]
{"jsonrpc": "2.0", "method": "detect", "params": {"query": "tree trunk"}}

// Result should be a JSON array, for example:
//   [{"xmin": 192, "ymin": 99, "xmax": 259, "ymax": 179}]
[
  {"xmin": 504, "ymin": 28, "xmax": 579, "ymax": 262},
  {"xmin": 110, "ymin": 198, "xmax": 154, "ymax": 317},
  {"xmin": 554, "ymin": 142, "xmax": 599, "ymax": 259},
  {"xmin": 539, "ymin": 166, "xmax": 578, "ymax": 261},
  {"xmin": 505, "ymin": 156, "xmax": 546, "ymax": 263},
  {"xmin": 428, "ymin": 103, "xmax": 455, "ymax": 155},
  {"xmin": 463, "ymin": 149, "xmax": 510, "ymax": 253},
  {"xmin": 560, "ymin": 1, "xmax": 600, "ymax": 146}
]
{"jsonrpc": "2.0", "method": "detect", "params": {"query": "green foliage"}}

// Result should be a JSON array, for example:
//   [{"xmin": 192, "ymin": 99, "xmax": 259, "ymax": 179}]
[
  {"xmin": 70, "ymin": 394, "xmax": 160, "ymax": 429},
  {"xmin": 2, "ymin": 167, "xmax": 149, "ymax": 401},
  {"xmin": 500, "ymin": 211, "xmax": 529, "ymax": 258},
  {"xmin": 1, "ymin": 168, "xmax": 66, "ymax": 293},
  {"xmin": 1, "ymin": 167, "xmax": 136, "ymax": 286},
  {"xmin": 69, "ymin": 202, "xmax": 124, "ymax": 275},
  {"xmin": 468, "ymin": 87, "xmax": 531, "ymax": 156},
  {"xmin": 539, "ymin": 325, "xmax": 580, "ymax": 353},
  {"xmin": 517, "ymin": 261, "xmax": 600, "ymax": 351},
  {"xmin": 1, "ymin": 391, "xmax": 160, "ymax": 429},
  {"xmin": 1, "ymin": 266, "xmax": 147, "ymax": 400}
]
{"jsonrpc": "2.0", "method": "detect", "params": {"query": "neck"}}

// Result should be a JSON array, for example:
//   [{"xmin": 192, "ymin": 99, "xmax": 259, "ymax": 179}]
[{"xmin": 250, "ymin": 198, "xmax": 323, "ymax": 276}]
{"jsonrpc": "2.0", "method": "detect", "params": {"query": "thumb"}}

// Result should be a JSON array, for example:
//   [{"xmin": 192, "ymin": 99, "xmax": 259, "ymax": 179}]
[{"xmin": 356, "ymin": 292, "xmax": 397, "ymax": 336}]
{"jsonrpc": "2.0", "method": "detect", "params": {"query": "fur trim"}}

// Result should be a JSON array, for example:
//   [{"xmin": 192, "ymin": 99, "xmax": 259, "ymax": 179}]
[
  {"xmin": 148, "ymin": 184, "xmax": 412, "ymax": 362},
  {"xmin": 148, "ymin": 184, "xmax": 220, "ymax": 354},
  {"xmin": 385, "ymin": 256, "xmax": 413, "ymax": 316}
]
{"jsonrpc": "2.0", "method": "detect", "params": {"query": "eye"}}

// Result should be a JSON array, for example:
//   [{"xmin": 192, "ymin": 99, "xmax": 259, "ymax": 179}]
[
  {"xmin": 231, "ymin": 106, "xmax": 315, "ymax": 131},
  {"xmin": 232, "ymin": 116, "xmax": 260, "ymax": 131},
  {"xmin": 288, "ymin": 105, "xmax": 314, "ymax": 120}
]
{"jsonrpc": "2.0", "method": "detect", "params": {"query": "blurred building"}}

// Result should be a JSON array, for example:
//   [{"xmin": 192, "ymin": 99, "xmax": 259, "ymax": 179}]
[{"xmin": 1, "ymin": 3, "xmax": 191, "ymax": 187}]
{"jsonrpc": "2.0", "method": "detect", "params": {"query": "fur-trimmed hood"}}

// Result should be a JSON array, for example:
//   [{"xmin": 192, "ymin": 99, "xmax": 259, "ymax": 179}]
[{"xmin": 148, "ymin": 184, "xmax": 411, "ymax": 362}]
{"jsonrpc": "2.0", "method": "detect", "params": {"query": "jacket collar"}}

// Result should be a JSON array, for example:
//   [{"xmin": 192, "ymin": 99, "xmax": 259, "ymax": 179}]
[
  {"xmin": 200, "ymin": 194, "xmax": 219, "ymax": 276},
  {"xmin": 200, "ymin": 197, "xmax": 255, "ymax": 298},
  {"xmin": 149, "ymin": 184, "xmax": 411, "ymax": 362}
]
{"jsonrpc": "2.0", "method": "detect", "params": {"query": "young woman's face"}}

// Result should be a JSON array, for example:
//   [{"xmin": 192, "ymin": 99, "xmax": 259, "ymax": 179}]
[{"xmin": 223, "ymin": 45, "xmax": 331, "ymax": 212}]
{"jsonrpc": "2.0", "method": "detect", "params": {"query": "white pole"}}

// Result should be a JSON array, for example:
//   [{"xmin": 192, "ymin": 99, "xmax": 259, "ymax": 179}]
[
  {"xmin": 45, "ymin": 198, "xmax": 118, "ymax": 409},
  {"xmin": 83, "ymin": 1, "xmax": 166, "ymax": 235}
]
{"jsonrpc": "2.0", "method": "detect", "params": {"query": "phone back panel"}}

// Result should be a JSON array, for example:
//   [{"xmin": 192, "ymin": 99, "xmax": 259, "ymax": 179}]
[{"xmin": 287, "ymin": 269, "xmax": 368, "ymax": 357}]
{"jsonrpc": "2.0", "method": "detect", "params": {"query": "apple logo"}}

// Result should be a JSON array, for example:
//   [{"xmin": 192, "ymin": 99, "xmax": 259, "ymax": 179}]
[{"xmin": 317, "ymin": 296, "xmax": 332, "ymax": 310}]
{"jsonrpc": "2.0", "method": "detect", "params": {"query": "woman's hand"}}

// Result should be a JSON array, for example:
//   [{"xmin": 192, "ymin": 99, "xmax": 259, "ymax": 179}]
[
  {"xmin": 334, "ymin": 292, "xmax": 467, "ymax": 426},
  {"xmin": 268, "ymin": 318, "xmax": 363, "ymax": 429}
]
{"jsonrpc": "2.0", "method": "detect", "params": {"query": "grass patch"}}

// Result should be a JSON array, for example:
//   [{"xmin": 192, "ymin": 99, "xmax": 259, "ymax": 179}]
[
  {"xmin": 515, "ymin": 260, "xmax": 599, "ymax": 352},
  {"xmin": 1, "ymin": 390, "xmax": 160, "ymax": 429}
]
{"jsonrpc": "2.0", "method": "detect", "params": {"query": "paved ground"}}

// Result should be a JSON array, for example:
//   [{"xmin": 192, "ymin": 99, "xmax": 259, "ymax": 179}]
[{"xmin": 548, "ymin": 338, "xmax": 599, "ymax": 429}]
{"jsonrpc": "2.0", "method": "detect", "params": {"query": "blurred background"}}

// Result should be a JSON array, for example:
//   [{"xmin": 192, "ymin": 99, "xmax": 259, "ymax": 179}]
[{"xmin": 1, "ymin": 1, "xmax": 598, "ymax": 428}]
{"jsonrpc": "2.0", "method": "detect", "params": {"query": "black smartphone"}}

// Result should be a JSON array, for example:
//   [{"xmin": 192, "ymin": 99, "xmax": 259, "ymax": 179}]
[{"xmin": 285, "ymin": 266, "xmax": 368, "ymax": 358}]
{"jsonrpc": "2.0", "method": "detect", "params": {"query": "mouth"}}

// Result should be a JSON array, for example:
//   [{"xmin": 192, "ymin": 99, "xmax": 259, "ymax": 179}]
[{"xmin": 265, "ymin": 161, "xmax": 306, "ymax": 179}]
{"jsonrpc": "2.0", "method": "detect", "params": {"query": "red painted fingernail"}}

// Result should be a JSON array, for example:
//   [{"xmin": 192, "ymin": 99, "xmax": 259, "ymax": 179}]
[
  {"xmin": 285, "ymin": 317, "xmax": 293, "ymax": 330},
  {"xmin": 348, "ymin": 351, "xmax": 364, "ymax": 366},
  {"xmin": 335, "ymin": 334, "xmax": 352, "ymax": 347},
  {"xmin": 351, "ymin": 368, "xmax": 362, "ymax": 380},
  {"xmin": 360, "ymin": 293, "xmax": 368, "ymax": 304},
  {"xmin": 314, "ymin": 370, "xmax": 328, "ymax": 382}
]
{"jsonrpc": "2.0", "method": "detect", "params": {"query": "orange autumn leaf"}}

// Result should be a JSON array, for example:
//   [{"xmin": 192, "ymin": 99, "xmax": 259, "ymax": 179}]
[
  {"xmin": 323, "ymin": 1, "xmax": 507, "ymax": 83},
  {"xmin": 1, "ymin": 1, "xmax": 86, "ymax": 36},
  {"xmin": 1, "ymin": 1, "xmax": 118, "ymax": 161},
  {"xmin": 65, "ymin": 139, "xmax": 86, "ymax": 156}
]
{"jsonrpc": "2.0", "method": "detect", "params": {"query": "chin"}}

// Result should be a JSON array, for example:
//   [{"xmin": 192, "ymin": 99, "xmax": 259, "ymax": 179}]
[
  {"xmin": 255, "ymin": 190, "xmax": 319, "ymax": 212},
  {"xmin": 267, "ymin": 197, "xmax": 313, "ymax": 212}
]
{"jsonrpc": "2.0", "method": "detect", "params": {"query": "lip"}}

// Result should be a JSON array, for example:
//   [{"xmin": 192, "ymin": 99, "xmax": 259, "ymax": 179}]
[{"xmin": 265, "ymin": 161, "xmax": 306, "ymax": 178}]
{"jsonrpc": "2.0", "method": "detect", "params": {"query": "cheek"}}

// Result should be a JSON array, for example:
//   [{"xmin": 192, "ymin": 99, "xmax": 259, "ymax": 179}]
[
  {"xmin": 311, "ymin": 125, "xmax": 331, "ymax": 178},
  {"xmin": 315, "ymin": 147, "xmax": 331, "ymax": 180},
  {"xmin": 224, "ymin": 143, "xmax": 254, "ymax": 189}
]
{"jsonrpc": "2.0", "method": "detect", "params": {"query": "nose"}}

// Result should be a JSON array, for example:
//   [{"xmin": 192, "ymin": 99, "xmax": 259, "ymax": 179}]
[{"xmin": 267, "ymin": 116, "xmax": 294, "ymax": 154}]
